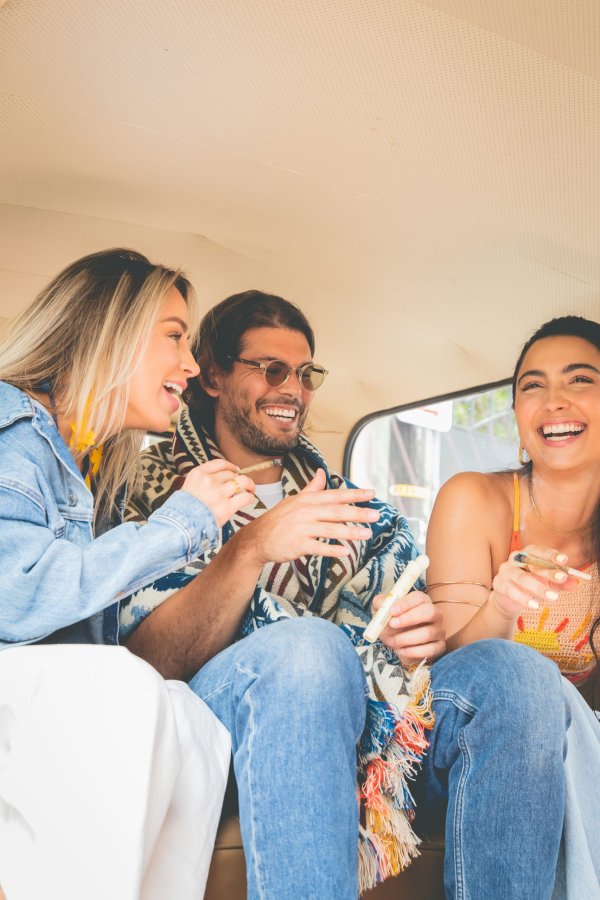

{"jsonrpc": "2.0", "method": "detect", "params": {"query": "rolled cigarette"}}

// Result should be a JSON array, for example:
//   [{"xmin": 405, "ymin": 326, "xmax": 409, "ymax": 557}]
[
  {"xmin": 513, "ymin": 552, "xmax": 592, "ymax": 581},
  {"xmin": 565, "ymin": 566, "xmax": 592, "ymax": 581},
  {"xmin": 238, "ymin": 458, "xmax": 283, "ymax": 476},
  {"xmin": 363, "ymin": 554, "xmax": 429, "ymax": 643}
]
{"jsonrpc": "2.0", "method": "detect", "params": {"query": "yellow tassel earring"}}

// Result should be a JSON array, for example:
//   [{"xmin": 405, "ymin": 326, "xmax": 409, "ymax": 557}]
[
  {"xmin": 83, "ymin": 444, "xmax": 104, "ymax": 490},
  {"xmin": 69, "ymin": 398, "xmax": 103, "ymax": 489},
  {"xmin": 69, "ymin": 397, "xmax": 96, "ymax": 455},
  {"xmin": 69, "ymin": 422, "xmax": 97, "ymax": 454}
]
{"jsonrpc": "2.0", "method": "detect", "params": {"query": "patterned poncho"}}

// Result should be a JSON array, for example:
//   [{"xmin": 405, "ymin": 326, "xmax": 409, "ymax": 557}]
[{"xmin": 122, "ymin": 408, "xmax": 434, "ymax": 893}]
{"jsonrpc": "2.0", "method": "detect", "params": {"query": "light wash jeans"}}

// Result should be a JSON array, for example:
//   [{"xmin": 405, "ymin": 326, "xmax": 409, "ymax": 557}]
[
  {"xmin": 553, "ymin": 678, "xmax": 600, "ymax": 900},
  {"xmin": 191, "ymin": 626, "xmax": 574, "ymax": 900},
  {"xmin": 419, "ymin": 639, "xmax": 568, "ymax": 900},
  {"xmin": 189, "ymin": 617, "xmax": 367, "ymax": 900}
]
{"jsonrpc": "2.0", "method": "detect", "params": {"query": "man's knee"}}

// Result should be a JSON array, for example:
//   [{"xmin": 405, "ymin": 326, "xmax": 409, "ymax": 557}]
[
  {"xmin": 232, "ymin": 618, "xmax": 367, "ymax": 731},
  {"xmin": 263, "ymin": 617, "xmax": 365, "ymax": 691},
  {"xmin": 189, "ymin": 618, "xmax": 367, "ymax": 739},
  {"xmin": 270, "ymin": 618, "xmax": 368, "ymax": 739}
]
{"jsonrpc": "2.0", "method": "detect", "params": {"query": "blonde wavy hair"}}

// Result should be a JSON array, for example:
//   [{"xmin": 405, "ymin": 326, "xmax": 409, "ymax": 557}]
[{"xmin": 0, "ymin": 248, "xmax": 199, "ymax": 523}]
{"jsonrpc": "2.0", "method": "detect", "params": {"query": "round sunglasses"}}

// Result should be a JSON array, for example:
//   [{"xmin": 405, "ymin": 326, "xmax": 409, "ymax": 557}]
[{"xmin": 226, "ymin": 355, "xmax": 328, "ymax": 391}]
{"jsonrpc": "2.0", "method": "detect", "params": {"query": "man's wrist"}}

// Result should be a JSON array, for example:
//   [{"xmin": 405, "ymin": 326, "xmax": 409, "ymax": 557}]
[{"xmin": 227, "ymin": 525, "xmax": 266, "ymax": 574}]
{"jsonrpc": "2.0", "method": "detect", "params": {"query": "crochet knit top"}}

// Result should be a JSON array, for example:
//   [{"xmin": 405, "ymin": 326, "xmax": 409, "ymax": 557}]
[{"xmin": 509, "ymin": 473, "xmax": 599, "ymax": 685}]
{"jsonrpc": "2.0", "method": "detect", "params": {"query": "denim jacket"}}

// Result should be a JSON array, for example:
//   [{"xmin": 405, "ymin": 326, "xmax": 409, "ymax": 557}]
[{"xmin": 0, "ymin": 381, "xmax": 218, "ymax": 648}]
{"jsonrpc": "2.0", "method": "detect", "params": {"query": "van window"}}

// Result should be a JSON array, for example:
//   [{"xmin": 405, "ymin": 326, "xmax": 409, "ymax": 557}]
[{"xmin": 345, "ymin": 382, "xmax": 519, "ymax": 550}]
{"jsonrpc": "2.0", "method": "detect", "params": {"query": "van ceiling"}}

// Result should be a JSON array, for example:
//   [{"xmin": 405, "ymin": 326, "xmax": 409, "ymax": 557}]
[{"xmin": 1, "ymin": 0, "xmax": 599, "ymax": 464}]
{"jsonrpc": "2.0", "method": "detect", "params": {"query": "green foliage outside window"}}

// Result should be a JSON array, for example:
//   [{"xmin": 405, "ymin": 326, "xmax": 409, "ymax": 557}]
[{"xmin": 453, "ymin": 387, "xmax": 518, "ymax": 442}]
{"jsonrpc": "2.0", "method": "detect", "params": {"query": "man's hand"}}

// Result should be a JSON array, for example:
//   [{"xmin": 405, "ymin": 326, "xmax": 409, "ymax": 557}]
[
  {"xmin": 237, "ymin": 468, "xmax": 380, "ymax": 565},
  {"xmin": 374, "ymin": 589, "xmax": 445, "ymax": 663}
]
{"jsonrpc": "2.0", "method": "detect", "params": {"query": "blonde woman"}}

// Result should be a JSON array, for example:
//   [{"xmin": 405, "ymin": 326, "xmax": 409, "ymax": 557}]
[
  {"xmin": 427, "ymin": 316, "xmax": 600, "ymax": 897},
  {"xmin": 0, "ymin": 249, "xmax": 255, "ymax": 900}
]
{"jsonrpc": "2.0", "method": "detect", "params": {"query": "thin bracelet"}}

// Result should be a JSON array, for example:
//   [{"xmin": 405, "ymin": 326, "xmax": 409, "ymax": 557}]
[
  {"xmin": 426, "ymin": 580, "xmax": 490, "ymax": 609},
  {"xmin": 426, "ymin": 580, "xmax": 490, "ymax": 591},
  {"xmin": 431, "ymin": 597, "xmax": 487, "ymax": 608}
]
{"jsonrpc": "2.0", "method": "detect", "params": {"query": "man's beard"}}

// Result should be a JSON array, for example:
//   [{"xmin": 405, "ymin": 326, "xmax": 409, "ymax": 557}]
[{"xmin": 220, "ymin": 387, "xmax": 306, "ymax": 455}]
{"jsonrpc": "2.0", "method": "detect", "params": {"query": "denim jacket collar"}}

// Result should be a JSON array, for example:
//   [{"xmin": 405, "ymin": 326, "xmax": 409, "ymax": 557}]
[
  {"xmin": 0, "ymin": 381, "xmax": 84, "ymax": 483},
  {"xmin": 0, "ymin": 379, "xmax": 35, "ymax": 428}
]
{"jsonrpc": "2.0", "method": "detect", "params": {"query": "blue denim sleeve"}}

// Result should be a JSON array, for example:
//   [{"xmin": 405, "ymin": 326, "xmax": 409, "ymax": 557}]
[{"xmin": 0, "ymin": 486, "xmax": 218, "ymax": 645}]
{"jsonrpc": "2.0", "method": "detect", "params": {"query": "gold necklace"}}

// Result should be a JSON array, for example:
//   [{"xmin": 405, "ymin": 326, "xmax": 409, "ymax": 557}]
[{"xmin": 527, "ymin": 475, "xmax": 590, "ymax": 535}]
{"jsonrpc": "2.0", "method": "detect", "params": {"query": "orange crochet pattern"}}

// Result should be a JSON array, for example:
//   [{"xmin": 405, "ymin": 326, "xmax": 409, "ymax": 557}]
[
  {"xmin": 514, "ymin": 583, "xmax": 598, "ymax": 683},
  {"xmin": 509, "ymin": 474, "xmax": 599, "ymax": 684}
]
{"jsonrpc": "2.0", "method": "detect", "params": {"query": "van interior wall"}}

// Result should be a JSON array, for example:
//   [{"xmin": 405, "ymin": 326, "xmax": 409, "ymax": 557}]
[{"xmin": 2, "ymin": 2, "xmax": 600, "ymax": 469}]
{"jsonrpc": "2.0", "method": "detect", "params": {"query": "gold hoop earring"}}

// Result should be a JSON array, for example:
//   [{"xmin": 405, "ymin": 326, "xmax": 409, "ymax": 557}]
[{"xmin": 518, "ymin": 446, "xmax": 530, "ymax": 466}]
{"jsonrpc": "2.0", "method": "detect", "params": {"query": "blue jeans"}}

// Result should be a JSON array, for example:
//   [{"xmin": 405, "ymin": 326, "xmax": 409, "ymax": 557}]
[
  {"xmin": 553, "ymin": 678, "xmax": 600, "ymax": 900},
  {"xmin": 189, "ymin": 617, "xmax": 367, "ymax": 900},
  {"xmin": 418, "ymin": 639, "xmax": 568, "ymax": 900},
  {"xmin": 191, "ymin": 626, "xmax": 570, "ymax": 900}
]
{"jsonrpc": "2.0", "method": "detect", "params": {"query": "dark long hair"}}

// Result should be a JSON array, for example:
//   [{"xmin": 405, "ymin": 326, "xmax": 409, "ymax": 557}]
[
  {"xmin": 512, "ymin": 315, "xmax": 600, "ymax": 707},
  {"xmin": 184, "ymin": 289, "xmax": 315, "ymax": 431}
]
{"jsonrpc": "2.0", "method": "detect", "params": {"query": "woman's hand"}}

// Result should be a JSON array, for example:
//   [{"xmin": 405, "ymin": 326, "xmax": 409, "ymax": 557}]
[
  {"xmin": 374, "ymin": 589, "xmax": 446, "ymax": 663},
  {"xmin": 181, "ymin": 459, "xmax": 255, "ymax": 527},
  {"xmin": 489, "ymin": 544, "xmax": 579, "ymax": 619}
]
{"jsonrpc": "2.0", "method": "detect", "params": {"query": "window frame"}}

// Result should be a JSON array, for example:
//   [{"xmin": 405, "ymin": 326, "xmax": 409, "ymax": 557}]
[{"xmin": 342, "ymin": 377, "xmax": 512, "ymax": 479}]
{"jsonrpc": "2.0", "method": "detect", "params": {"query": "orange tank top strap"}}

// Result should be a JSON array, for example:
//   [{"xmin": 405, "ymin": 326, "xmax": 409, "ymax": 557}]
[{"xmin": 509, "ymin": 472, "xmax": 521, "ymax": 554}]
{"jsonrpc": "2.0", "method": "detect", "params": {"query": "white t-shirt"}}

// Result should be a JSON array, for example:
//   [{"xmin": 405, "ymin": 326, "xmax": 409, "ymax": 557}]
[{"xmin": 254, "ymin": 481, "xmax": 285, "ymax": 509}]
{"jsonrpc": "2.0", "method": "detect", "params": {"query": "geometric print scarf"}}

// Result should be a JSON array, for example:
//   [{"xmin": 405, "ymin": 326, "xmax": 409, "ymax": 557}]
[{"xmin": 123, "ymin": 407, "xmax": 434, "ymax": 893}]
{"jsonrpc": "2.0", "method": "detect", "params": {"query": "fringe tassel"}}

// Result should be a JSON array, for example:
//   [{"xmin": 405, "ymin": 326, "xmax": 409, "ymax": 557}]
[
  {"xmin": 358, "ymin": 806, "xmax": 422, "ymax": 893},
  {"xmin": 356, "ymin": 667, "xmax": 435, "ymax": 894}
]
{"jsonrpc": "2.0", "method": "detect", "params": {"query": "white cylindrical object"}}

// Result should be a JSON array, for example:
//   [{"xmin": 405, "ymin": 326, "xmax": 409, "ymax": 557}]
[{"xmin": 363, "ymin": 554, "xmax": 429, "ymax": 643}]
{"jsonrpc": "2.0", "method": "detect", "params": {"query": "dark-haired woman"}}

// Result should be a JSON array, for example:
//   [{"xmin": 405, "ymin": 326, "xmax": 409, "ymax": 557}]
[{"xmin": 427, "ymin": 315, "xmax": 600, "ymax": 897}]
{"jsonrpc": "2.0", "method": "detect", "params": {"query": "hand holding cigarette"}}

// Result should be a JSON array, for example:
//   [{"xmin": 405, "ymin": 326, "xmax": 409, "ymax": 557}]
[
  {"xmin": 512, "ymin": 551, "xmax": 592, "ymax": 582},
  {"xmin": 181, "ymin": 459, "xmax": 256, "ymax": 526},
  {"xmin": 227, "ymin": 459, "xmax": 283, "ymax": 495},
  {"xmin": 490, "ymin": 545, "xmax": 590, "ymax": 616}
]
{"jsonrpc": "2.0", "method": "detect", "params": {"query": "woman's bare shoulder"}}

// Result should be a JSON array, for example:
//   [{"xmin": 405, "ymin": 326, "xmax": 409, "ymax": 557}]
[
  {"xmin": 428, "ymin": 471, "xmax": 517, "ymax": 573},
  {"xmin": 434, "ymin": 470, "xmax": 514, "ymax": 516}
]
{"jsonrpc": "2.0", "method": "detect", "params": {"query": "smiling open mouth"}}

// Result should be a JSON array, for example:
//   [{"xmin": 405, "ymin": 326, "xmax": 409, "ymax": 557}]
[
  {"xmin": 538, "ymin": 422, "xmax": 586, "ymax": 442},
  {"xmin": 262, "ymin": 405, "xmax": 299, "ymax": 423}
]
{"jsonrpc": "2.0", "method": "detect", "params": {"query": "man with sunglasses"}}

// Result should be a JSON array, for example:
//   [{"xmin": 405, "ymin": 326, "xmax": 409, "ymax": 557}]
[
  {"xmin": 121, "ymin": 290, "xmax": 570, "ymax": 900},
  {"xmin": 118, "ymin": 289, "xmax": 445, "ymax": 897}
]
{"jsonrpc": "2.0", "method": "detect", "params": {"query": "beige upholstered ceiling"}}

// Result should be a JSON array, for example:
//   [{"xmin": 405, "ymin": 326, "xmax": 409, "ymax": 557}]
[{"xmin": 1, "ymin": 0, "xmax": 599, "ymax": 465}]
